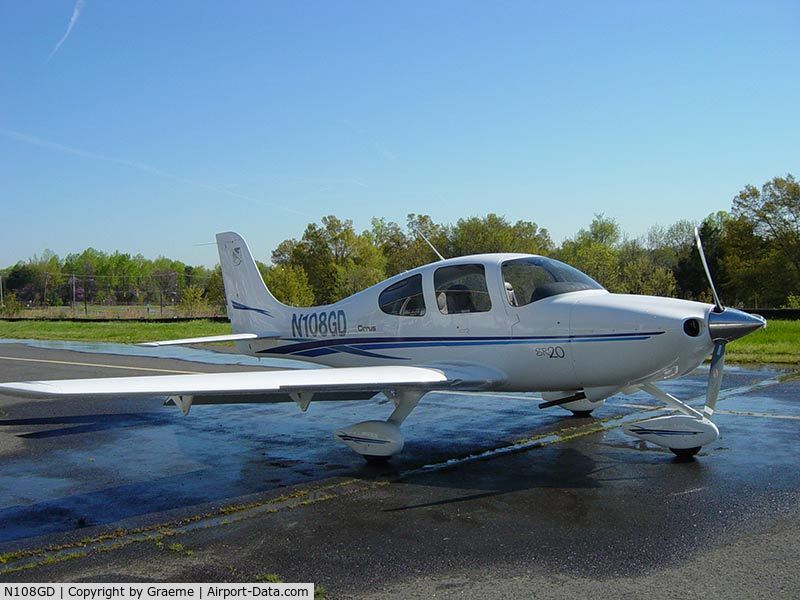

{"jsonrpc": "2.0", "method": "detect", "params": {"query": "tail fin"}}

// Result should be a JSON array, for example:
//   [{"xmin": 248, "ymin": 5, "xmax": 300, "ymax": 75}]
[{"xmin": 216, "ymin": 231, "xmax": 287, "ymax": 333}]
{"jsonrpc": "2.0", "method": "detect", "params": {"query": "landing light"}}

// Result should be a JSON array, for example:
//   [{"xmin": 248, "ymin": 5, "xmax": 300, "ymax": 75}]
[{"xmin": 683, "ymin": 318, "xmax": 702, "ymax": 337}]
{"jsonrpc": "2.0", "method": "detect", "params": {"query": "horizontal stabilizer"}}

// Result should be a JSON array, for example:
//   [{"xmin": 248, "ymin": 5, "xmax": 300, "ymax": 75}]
[{"xmin": 138, "ymin": 333, "xmax": 277, "ymax": 347}]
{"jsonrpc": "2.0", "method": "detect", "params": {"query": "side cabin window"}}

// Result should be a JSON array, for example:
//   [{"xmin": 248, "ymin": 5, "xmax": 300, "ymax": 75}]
[
  {"xmin": 379, "ymin": 274, "xmax": 426, "ymax": 316},
  {"xmin": 434, "ymin": 264, "xmax": 492, "ymax": 314},
  {"xmin": 501, "ymin": 257, "xmax": 603, "ymax": 306}
]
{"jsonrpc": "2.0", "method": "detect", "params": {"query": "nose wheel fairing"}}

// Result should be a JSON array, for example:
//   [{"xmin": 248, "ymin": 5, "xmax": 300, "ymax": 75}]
[
  {"xmin": 625, "ymin": 378, "xmax": 724, "ymax": 457},
  {"xmin": 625, "ymin": 414, "xmax": 719, "ymax": 451}
]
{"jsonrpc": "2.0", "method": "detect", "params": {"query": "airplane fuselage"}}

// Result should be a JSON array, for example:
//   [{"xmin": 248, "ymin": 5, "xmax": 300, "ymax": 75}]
[{"xmin": 227, "ymin": 253, "xmax": 715, "ymax": 395}]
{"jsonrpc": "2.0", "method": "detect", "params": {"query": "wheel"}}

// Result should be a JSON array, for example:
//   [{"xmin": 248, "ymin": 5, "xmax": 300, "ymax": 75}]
[
  {"xmin": 570, "ymin": 410, "xmax": 593, "ymax": 418},
  {"xmin": 670, "ymin": 446, "xmax": 701, "ymax": 459},
  {"xmin": 362, "ymin": 454, "xmax": 391, "ymax": 464}
]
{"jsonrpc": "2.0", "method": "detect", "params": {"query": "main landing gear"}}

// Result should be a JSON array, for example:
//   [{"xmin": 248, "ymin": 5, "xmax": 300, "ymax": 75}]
[
  {"xmin": 561, "ymin": 397, "xmax": 602, "ymax": 418},
  {"xmin": 539, "ymin": 389, "xmax": 613, "ymax": 418},
  {"xmin": 334, "ymin": 389, "xmax": 424, "ymax": 462}
]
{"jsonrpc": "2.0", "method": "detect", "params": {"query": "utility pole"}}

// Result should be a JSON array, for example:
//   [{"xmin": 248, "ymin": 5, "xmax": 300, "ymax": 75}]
[
  {"xmin": 0, "ymin": 273, "xmax": 4, "ymax": 308},
  {"xmin": 71, "ymin": 274, "xmax": 76, "ymax": 312}
]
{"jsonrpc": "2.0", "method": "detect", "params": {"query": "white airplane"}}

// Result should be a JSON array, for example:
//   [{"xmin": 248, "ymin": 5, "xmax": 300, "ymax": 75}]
[{"xmin": 0, "ymin": 230, "xmax": 766, "ymax": 462}]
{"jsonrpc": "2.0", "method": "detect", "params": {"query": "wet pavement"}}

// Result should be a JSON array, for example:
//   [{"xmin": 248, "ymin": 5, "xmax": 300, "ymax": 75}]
[{"xmin": 0, "ymin": 340, "xmax": 798, "ymax": 598}]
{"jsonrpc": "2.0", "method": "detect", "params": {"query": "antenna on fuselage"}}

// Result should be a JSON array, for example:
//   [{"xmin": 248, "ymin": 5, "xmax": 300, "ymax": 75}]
[{"xmin": 414, "ymin": 228, "xmax": 446, "ymax": 261}]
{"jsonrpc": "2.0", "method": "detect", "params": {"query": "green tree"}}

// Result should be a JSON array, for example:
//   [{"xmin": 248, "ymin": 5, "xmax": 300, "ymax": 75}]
[
  {"xmin": 288, "ymin": 223, "xmax": 342, "ymax": 304},
  {"xmin": 555, "ymin": 215, "xmax": 622, "ymax": 290},
  {"xmin": 449, "ymin": 214, "xmax": 552, "ymax": 257},
  {"xmin": 274, "ymin": 215, "xmax": 387, "ymax": 303},
  {"xmin": 0, "ymin": 292, "xmax": 23, "ymax": 316},
  {"xmin": 204, "ymin": 266, "xmax": 227, "ymax": 312},
  {"xmin": 370, "ymin": 217, "xmax": 414, "ymax": 276},
  {"xmin": 733, "ymin": 174, "xmax": 800, "ymax": 275},
  {"xmin": 718, "ymin": 213, "xmax": 791, "ymax": 307},
  {"xmin": 673, "ymin": 215, "xmax": 725, "ymax": 301},
  {"xmin": 370, "ymin": 214, "xmax": 449, "ymax": 275},
  {"xmin": 406, "ymin": 213, "xmax": 451, "ymax": 264},
  {"xmin": 257, "ymin": 263, "xmax": 315, "ymax": 307},
  {"xmin": 178, "ymin": 285, "xmax": 209, "ymax": 316},
  {"xmin": 5, "ymin": 263, "xmax": 39, "ymax": 303},
  {"xmin": 617, "ymin": 241, "xmax": 677, "ymax": 296},
  {"xmin": 646, "ymin": 219, "xmax": 696, "ymax": 272},
  {"xmin": 336, "ymin": 233, "xmax": 386, "ymax": 297}
]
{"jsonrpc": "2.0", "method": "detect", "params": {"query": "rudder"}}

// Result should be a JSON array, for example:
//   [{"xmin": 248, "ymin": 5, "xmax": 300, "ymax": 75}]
[{"xmin": 216, "ymin": 231, "xmax": 287, "ymax": 333}]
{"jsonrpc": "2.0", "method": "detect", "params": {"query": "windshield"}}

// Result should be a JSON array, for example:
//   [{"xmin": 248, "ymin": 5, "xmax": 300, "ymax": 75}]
[{"xmin": 501, "ymin": 257, "xmax": 604, "ymax": 306}]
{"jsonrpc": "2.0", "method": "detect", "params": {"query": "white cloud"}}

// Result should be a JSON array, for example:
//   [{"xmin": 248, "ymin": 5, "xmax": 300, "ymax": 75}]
[
  {"xmin": 0, "ymin": 129, "xmax": 311, "ymax": 217},
  {"xmin": 48, "ymin": 0, "xmax": 88, "ymax": 61}
]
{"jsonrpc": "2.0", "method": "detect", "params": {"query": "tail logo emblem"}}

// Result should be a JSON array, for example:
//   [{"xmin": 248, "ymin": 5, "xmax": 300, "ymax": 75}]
[{"xmin": 232, "ymin": 246, "xmax": 242, "ymax": 266}]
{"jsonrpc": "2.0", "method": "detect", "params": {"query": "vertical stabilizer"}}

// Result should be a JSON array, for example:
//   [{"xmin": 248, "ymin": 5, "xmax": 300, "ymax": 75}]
[{"xmin": 216, "ymin": 232, "xmax": 286, "ymax": 333}]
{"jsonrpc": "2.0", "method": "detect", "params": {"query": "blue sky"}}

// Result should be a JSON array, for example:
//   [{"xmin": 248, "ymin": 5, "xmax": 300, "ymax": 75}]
[{"xmin": 1, "ymin": 1, "xmax": 798, "ymax": 267}]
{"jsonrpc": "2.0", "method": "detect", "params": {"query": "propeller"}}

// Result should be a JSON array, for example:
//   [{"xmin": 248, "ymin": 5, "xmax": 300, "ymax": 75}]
[
  {"xmin": 694, "ymin": 227, "xmax": 765, "ymax": 417},
  {"xmin": 694, "ymin": 226, "xmax": 726, "ymax": 418},
  {"xmin": 704, "ymin": 337, "xmax": 725, "ymax": 418},
  {"xmin": 694, "ymin": 227, "xmax": 724, "ymax": 313}
]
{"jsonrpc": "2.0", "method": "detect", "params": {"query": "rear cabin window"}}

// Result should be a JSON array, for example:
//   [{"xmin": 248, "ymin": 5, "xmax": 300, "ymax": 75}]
[
  {"xmin": 434, "ymin": 264, "xmax": 492, "ymax": 314},
  {"xmin": 378, "ymin": 274, "xmax": 426, "ymax": 316}
]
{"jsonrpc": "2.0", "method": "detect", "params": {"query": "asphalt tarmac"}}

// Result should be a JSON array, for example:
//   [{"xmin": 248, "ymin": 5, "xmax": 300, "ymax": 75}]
[{"xmin": 0, "ymin": 340, "xmax": 798, "ymax": 599}]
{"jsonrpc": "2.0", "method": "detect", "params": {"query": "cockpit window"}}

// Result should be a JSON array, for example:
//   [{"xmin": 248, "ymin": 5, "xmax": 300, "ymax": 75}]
[
  {"xmin": 434, "ymin": 264, "xmax": 492, "ymax": 314},
  {"xmin": 379, "ymin": 274, "xmax": 426, "ymax": 316},
  {"xmin": 501, "ymin": 257, "xmax": 603, "ymax": 306}
]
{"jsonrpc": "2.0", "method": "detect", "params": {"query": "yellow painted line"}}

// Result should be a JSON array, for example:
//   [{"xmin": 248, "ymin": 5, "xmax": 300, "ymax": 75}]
[
  {"xmin": 0, "ymin": 355, "xmax": 200, "ymax": 375},
  {"xmin": 0, "ymin": 476, "xmax": 376, "ymax": 576}
]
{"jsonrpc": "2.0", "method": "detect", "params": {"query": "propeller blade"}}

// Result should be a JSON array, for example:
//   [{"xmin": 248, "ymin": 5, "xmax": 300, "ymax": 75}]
[
  {"xmin": 694, "ymin": 227, "xmax": 724, "ymax": 313},
  {"xmin": 703, "ymin": 341, "xmax": 726, "ymax": 418}
]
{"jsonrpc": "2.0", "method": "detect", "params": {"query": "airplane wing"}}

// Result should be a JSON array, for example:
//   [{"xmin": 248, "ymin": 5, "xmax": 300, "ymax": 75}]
[{"xmin": 0, "ymin": 363, "xmax": 505, "ymax": 402}]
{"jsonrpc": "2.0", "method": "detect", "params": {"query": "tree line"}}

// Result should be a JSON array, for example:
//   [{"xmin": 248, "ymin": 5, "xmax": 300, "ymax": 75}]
[{"xmin": 2, "ymin": 174, "xmax": 798, "ymax": 315}]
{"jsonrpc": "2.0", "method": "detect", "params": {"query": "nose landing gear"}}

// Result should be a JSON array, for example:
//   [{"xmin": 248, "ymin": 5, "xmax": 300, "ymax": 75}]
[{"xmin": 625, "ymin": 381, "xmax": 721, "ymax": 458}]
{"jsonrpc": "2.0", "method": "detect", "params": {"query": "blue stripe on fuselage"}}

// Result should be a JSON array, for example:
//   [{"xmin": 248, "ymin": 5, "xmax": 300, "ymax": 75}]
[
  {"xmin": 259, "ymin": 331, "xmax": 665, "ymax": 359},
  {"xmin": 231, "ymin": 300, "xmax": 272, "ymax": 318}
]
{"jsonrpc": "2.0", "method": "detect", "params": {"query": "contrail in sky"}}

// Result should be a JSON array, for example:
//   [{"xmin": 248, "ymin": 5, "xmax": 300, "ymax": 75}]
[
  {"xmin": 0, "ymin": 129, "xmax": 311, "ymax": 217},
  {"xmin": 48, "ymin": 0, "xmax": 87, "ymax": 61}
]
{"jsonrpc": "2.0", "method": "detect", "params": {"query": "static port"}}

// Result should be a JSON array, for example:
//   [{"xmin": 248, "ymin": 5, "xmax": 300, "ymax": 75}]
[{"xmin": 683, "ymin": 318, "xmax": 701, "ymax": 337}]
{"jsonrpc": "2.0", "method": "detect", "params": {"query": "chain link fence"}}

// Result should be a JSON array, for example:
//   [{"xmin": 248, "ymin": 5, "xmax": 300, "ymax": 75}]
[{"xmin": 0, "ymin": 272, "xmax": 226, "ymax": 319}]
